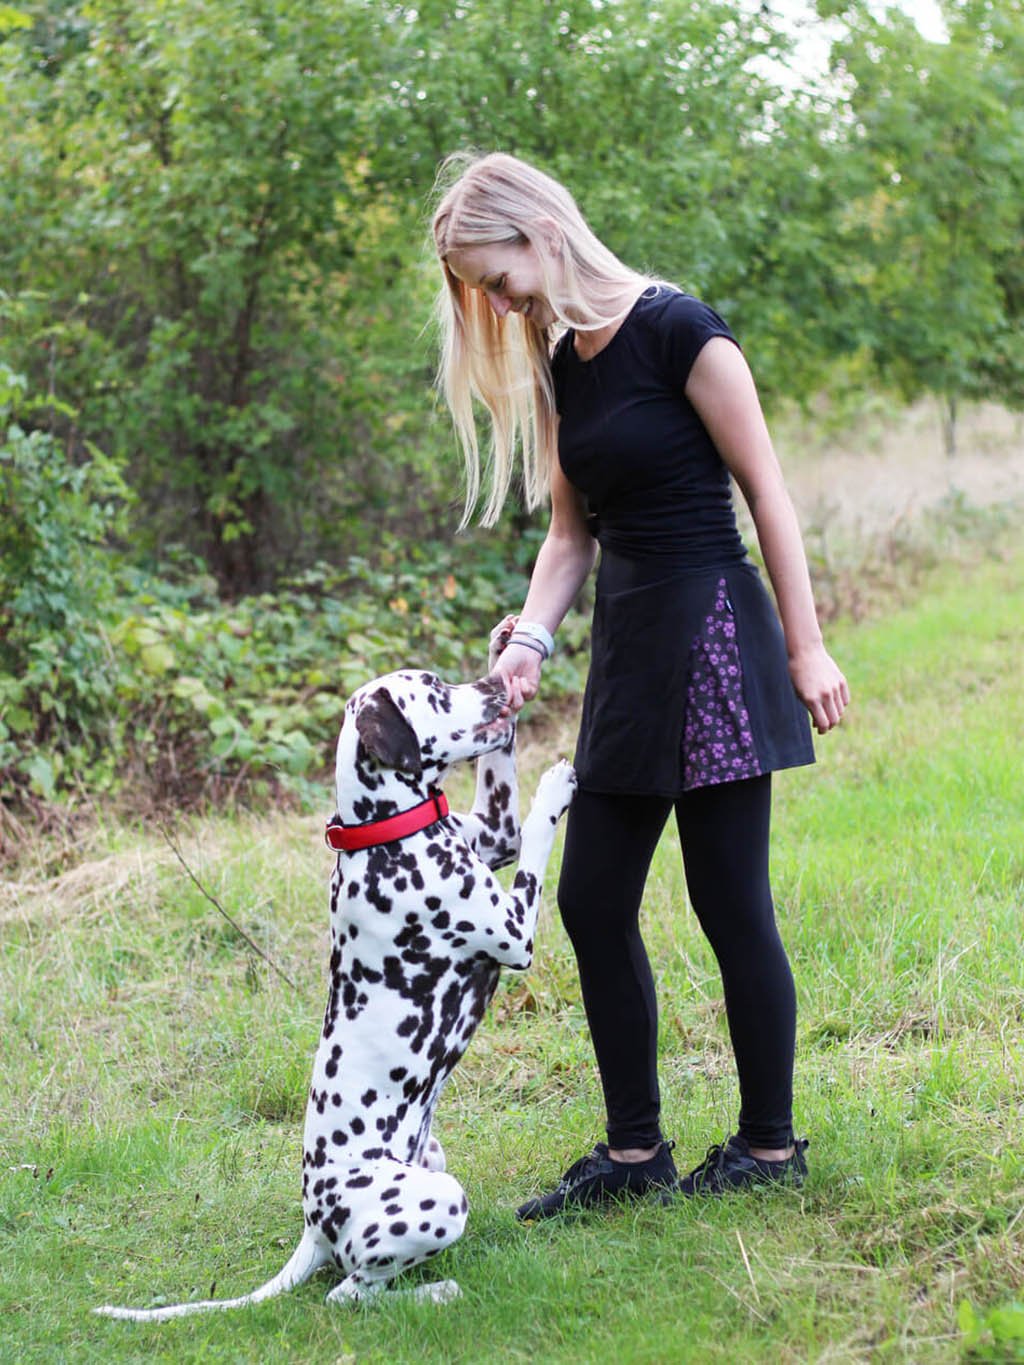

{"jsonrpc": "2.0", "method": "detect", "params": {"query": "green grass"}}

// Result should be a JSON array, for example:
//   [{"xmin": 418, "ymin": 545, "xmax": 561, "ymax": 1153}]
[{"xmin": 2, "ymin": 547, "xmax": 1023, "ymax": 1363}]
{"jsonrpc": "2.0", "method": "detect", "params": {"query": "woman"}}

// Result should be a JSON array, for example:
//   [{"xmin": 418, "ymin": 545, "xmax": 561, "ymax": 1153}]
[{"xmin": 431, "ymin": 151, "xmax": 848, "ymax": 1216}]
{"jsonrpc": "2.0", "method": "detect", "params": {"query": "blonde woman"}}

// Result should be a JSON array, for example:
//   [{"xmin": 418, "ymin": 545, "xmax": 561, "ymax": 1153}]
[{"xmin": 432, "ymin": 152, "xmax": 848, "ymax": 1216}]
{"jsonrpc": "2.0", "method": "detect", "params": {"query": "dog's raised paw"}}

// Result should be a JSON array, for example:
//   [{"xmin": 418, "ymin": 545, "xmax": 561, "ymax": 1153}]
[{"xmin": 533, "ymin": 760, "xmax": 577, "ymax": 820}]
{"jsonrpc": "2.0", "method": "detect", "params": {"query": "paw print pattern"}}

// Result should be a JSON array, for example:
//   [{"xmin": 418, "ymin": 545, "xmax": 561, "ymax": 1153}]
[{"xmin": 682, "ymin": 578, "xmax": 763, "ymax": 791}]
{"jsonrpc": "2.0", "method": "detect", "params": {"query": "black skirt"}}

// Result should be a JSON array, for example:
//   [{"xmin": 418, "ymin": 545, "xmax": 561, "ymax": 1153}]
[{"xmin": 574, "ymin": 553, "xmax": 815, "ymax": 796}]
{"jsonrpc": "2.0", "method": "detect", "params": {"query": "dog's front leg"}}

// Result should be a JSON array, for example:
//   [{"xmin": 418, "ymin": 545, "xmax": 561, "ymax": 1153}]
[
  {"xmin": 454, "ymin": 759, "xmax": 576, "ymax": 972},
  {"xmin": 452, "ymin": 724, "xmax": 520, "ymax": 869},
  {"xmin": 448, "ymin": 617, "xmax": 522, "ymax": 869},
  {"xmin": 501, "ymin": 759, "xmax": 576, "ymax": 966}
]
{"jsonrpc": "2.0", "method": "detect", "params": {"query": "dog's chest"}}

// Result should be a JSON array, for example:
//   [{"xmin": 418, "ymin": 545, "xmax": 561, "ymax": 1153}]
[{"xmin": 306, "ymin": 863, "xmax": 500, "ymax": 1166}]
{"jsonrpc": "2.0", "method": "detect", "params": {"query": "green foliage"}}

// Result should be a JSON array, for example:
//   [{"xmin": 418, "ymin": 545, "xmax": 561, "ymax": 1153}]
[
  {"xmin": 351, "ymin": 0, "xmax": 852, "ymax": 402},
  {"xmin": 959, "ymin": 1297, "xmax": 1024, "ymax": 1358},
  {"xmin": 0, "ymin": 4, "xmax": 32, "ymax": 33},
  {"xmin": 2, "ymin": 0, "xmax": 1023, "ymax": 807},
  {"xmin": 0, "ymin": 0, "xmax": 926, "ymax": 586},
  {"xmin": 0, "ymin": 364, "xmax": 130, "ymax": 800},
  {"xmin": 822, "ymin": 0, "xmax": 1024, "ymax": 426},
  {"xmin": 100, "ymin": 533, "xmax": 578, "ymax": 804},
  {"xmin": 3, "ymin": 0, "xmax": 1022, "ymax": 587},
  {"xmin": 0, "ymin": 442, "xmax": 589, "ymax": 805},
  {"xmin": 1, "ymin": 0, "xmax": 403, "ymax": 589}
]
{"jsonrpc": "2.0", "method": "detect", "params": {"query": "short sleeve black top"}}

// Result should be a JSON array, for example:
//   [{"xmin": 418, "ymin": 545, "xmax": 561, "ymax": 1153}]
[{"xmin": 550, "ymin": 287, "xmax": 746, "ymax": 568}]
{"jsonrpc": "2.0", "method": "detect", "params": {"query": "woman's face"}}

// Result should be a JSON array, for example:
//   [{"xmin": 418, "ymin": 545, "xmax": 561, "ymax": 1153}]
[{"xmin": 445, "ymin": 240, "xmax": 558, "ymax": 329}]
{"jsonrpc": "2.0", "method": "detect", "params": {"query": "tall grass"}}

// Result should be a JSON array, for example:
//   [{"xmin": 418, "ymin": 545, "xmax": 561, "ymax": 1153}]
[{"xmin": 1, "ymin": 545, "xmax": 1022, "ymax": 1363}]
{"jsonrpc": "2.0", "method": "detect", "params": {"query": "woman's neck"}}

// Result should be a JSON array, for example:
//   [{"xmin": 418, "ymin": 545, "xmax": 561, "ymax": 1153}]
[{"xmin": 572, "ymin": 284, "xmax": 648, "ymax": 361}]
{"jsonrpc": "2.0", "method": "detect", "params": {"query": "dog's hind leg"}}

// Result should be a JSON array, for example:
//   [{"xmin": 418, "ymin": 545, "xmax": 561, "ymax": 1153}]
[
  {"xmin": 326, "ymin": 1273, "xmax": 461, "ymax": 1306},
  {"xmin": 324, "ymin": 1165, "xmax": 468, "ymax": 1308}
]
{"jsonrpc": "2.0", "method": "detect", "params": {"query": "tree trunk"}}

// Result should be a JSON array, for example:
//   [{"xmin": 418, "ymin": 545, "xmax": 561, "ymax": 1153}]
[{"xmin": 942, "ymin": 394, "xmax": 958, "ymax": 457}]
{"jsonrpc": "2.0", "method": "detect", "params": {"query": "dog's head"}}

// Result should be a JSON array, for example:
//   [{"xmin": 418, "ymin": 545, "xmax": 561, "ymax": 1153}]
[{"xmin": 336, "ymin": 670, "xmax": 512, "ymax": 811}]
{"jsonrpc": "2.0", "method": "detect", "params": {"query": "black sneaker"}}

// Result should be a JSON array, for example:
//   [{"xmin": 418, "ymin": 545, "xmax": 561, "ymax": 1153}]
[
  {"xmin": 516, "ymin": 1141, "xmax": 677, "ymax": 1221},
  {"xmin": 677, "ymin": 1134, "xmax": 808, "ymax": 1196}
]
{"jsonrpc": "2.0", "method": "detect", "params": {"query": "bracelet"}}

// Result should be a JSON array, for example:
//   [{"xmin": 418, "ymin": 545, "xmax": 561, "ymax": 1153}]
[
  {"xmin": 508, "ymin": 634, "xmax": 548, "ymax": 660},
  {"xmin": 512, "ymin": 620, "xmax": 555, "ymax": 659}
]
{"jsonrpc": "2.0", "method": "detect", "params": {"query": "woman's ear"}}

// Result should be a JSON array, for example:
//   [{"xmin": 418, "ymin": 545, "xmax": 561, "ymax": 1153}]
[
  {"xmin": 532, "ymin": 215, "xmax": 565, "ymax": 261},
  {"xmin": 355, "ymin": 688, "xmax": 423, "ymax": 776}
]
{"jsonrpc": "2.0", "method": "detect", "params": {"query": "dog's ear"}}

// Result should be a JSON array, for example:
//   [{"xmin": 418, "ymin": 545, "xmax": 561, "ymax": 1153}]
[{"xmin": 355, "ymin": 687, "xmax": 422, "ymax": 776}]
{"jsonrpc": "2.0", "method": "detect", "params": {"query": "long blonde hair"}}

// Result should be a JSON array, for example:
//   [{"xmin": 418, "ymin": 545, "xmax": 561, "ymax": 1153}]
[{"xmin": 431, "ymin": 151, "xmax": 653, "ymax": 527}]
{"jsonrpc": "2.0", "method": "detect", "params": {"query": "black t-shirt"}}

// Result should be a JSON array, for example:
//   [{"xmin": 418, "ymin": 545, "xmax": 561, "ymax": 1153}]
[{"xmin": 550, "ymin": 287, "xmax": 747, "ymax": 567}]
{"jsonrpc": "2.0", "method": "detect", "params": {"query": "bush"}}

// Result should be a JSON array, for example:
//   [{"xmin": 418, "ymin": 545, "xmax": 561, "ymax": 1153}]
[
  {"xmin": 102, "ymin": 536, "xmax": 589, "ymax": 806},
  {"xmin": 0, "ymin": 365, "xmax": 131, "ymax": 799},
  {"xmin": 0, "ymin": 389, "xmax": 590, "ymax": 811}
]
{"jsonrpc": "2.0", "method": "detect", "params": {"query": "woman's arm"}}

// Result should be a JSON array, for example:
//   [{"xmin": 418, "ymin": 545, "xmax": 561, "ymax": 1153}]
[
  {"xmin": 685, "ymin": 337, "xmax": 849, "ymax": 734},
  {"xmin": 493, "ymin": 457, "xmax": 598, "ymax": 711}
]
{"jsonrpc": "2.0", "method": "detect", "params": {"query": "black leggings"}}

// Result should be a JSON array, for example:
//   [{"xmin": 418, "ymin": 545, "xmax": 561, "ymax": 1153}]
[{"xmin": 556, "ymin": 775, "xmax": 796, "ymax": 1151}]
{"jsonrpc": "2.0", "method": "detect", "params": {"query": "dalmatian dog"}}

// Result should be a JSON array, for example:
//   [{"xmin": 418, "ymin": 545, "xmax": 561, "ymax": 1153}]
[{"xmin": 96, "ymin": 622, "xmax": 576, "ymax": 1319}]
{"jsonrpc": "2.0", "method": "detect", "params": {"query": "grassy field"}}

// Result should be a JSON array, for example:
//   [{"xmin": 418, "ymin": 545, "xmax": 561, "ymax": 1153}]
[{"xmin": 1, "ymin": 544, "xmax": 1023, "ymax": 1363}]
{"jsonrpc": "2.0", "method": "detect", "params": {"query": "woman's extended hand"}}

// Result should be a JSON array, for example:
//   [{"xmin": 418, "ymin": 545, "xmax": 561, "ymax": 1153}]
[
  {"xmin": 489, "ymin": 614, "xmax": 543, "ymax": 713},
  {"xmin": 789, "ymin": 645, "xmax": 850, "ymax": 734}
]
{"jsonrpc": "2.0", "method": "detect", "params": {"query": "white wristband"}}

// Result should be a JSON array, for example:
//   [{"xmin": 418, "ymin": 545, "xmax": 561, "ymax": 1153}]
[{"xmin": 512, "ymin": 621, "xmax": 555, "ymax": 658}]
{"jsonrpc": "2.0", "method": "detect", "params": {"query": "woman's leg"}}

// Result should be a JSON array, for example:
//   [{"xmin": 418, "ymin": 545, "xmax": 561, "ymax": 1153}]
[
  {"xmin": 557, "ymin": 788, "xmax": 672, "ymax": 1150},
  {"xmin": 674, "ymin": 775, "xmax": 797, "ymax": 1151}
]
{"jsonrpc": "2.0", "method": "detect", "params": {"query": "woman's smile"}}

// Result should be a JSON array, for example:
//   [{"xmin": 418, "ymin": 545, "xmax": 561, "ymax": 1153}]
[{"xmin": 445, "ymin": 242, "xmax": 556, "ymax": 328}]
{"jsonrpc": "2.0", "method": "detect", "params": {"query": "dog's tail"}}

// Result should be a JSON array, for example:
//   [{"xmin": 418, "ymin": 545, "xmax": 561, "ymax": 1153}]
[{"xmin": 93, "ymin": 1229, "xmax": 330, "ymax": 1322}]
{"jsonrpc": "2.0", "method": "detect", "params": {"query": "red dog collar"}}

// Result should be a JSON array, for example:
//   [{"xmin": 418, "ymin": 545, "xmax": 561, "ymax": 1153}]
[{"xmin": 325, "ymin": 790, "xmax": 449, "ymax": 852}]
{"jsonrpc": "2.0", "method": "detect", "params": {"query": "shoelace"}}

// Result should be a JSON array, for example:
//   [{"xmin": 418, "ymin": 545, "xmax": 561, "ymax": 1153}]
[
  {"xmin": 685, "ymin": 1141, "xmax": 729, "ymax": 1182},
  {"xmin": 559, "ymin": 1148, "xmax": 609, "ymax": 1192}
]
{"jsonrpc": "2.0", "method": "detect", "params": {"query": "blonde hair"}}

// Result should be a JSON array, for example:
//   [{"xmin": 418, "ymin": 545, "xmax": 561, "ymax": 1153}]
[{"xmin": 431, "ymin": 151, "xmax": 654, "ymax": 527}]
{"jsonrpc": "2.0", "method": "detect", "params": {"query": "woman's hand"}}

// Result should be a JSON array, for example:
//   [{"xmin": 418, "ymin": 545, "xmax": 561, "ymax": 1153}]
[
  {"xmin": 488, "ymin": 614, "xmax": 519, "ymax": 672},
  {"xmin": 789, "ymin": 645, "xmax": 850, "ymax": 734},
  {"xmin": 489, "ymin": 614, "xmax": 543, "ymax": 713}
]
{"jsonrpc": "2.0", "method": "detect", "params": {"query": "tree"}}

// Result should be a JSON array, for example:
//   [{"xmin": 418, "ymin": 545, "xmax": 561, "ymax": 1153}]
[
  {"xmin": 3, "ymin": 0, "xmax": 376, "ymax": 589},
  {"xmin": 6, "ymin": 0, "xmax": 1019, "ymax": 584},
  {"xmin": 820, "ymin": 0, "xmax": 1024, "ymax": 448},
  {"xmin": 5, "ymin": 0, "xmax": 849, "ymax": 579}
]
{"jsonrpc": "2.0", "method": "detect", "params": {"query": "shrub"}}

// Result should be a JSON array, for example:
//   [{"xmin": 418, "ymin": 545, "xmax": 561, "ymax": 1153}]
[
  {"xmin": 0, "ymin": 365, "xmax": 131, "ymax": 799},
  {"xmin": 0, "ymin": 395, "xmax": 590, "ymax": 811}
]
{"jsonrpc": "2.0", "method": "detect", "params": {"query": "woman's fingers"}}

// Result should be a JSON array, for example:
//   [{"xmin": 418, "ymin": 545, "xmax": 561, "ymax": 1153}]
[
  {"xmin": 791, "ymin": 650, "xmax": 849, "ymax": 734},
  {"xmin": 493, "ymin": 642, "xmax": 543, "ymax": 712}
]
